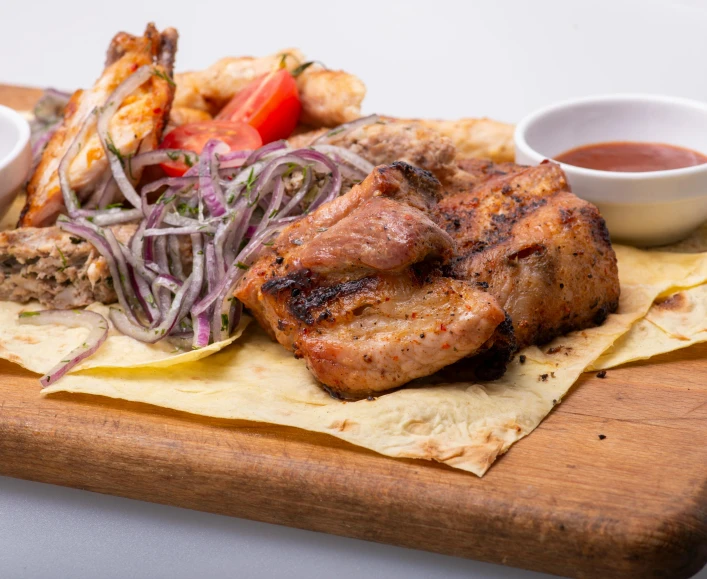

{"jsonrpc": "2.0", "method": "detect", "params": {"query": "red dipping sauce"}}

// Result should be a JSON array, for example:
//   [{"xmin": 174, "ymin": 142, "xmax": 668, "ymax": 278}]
[{"xmin": 554, "ymin": 141, "xmax": 707, "ymax": 172}]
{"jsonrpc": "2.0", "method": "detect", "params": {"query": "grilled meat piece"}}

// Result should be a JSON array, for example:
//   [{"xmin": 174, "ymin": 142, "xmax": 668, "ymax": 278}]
[
  {"xmin": 289, "ymin": 120, "xmax": 459, "ymax": 181},
  {"xmin": 236, "ymin": 162, "xmax": 508, "ymax": 397},
  {"xmin": 436, "ymin": 160, "xmax": 620, "ymax": 349},
  {"xmin": 292, "ymin": 125, "xmax": 620, "ymax": 350},
  {"xmin": 20, "ymin": 23, "xmax": 177, "ymax": 227},
  {"xmin": 0, "ymin": 224, "xmax": 136, "ymax": 308}
]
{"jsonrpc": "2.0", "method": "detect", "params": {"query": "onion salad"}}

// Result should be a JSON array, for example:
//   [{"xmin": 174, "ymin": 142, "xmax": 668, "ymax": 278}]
[{"xmin": 31, "ymin": 65, "xmax": 377, "ymax": 384}]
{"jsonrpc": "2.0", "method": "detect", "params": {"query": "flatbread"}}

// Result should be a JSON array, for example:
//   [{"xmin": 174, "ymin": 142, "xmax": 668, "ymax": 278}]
[
  {"xmin": 591, "ymin": 284, "xmax": 707, "ymax": 370},
  {"xmin": 41, "ymin": 283, "xmax": 657, "ymax": 476},
  {"xmin": 0, "ymin": 300, "xmax": 250, "ymax": 374}
]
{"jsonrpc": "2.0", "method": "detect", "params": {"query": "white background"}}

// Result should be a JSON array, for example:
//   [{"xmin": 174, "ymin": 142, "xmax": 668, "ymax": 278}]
[
  {"xmin": 4, "ymin": 0, "xmax": 707, "ymax": 123},
  {"xmin": 2, "ymin": 1, "xmax": 707, "ymax": 578}
]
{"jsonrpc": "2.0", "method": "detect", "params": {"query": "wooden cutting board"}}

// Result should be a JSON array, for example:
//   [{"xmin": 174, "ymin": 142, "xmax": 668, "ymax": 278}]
[{"xmin": 0, "ymin": 84, "xmax": 705, "ymax": 579}]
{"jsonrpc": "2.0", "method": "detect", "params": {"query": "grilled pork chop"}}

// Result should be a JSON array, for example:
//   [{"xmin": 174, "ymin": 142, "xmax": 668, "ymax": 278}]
[
  {"xmin": 436, "ymin": 159, "xmax": 620, "ymax": 349},
  {"xmin": 236, "ymin": 162, "xmax": 509, "ymax": 397},
  {"xmin": 293, "ymin": 121, "xmax": 620, "ymax": 350}
]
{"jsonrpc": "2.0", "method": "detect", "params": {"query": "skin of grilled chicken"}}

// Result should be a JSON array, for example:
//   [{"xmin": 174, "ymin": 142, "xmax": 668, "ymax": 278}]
[
  {"xmin": 436, "ymin": 159, "xmax": 620, "ymax": 349},
  {"xmin": 174, "ymin": 50, "xmax": 366, "ymax": 127},
  {"xmin": 235, "ymin": 162, "xmax": 509, "ymax": 398},
  {"xmin": 20, "ymin": 23, "xmax": 178, "ymax": 227}
]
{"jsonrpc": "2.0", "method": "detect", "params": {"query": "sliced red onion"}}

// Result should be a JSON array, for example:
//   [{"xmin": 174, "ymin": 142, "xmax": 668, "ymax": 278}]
[
  {"xmin": 96, "ymin": 65, "xmax": 153, "ymax": 209},
  {"xmin": 58, "ymin": 107, "xmax": 97, "ymax": 216},
  {"xmin": 18, "ymin": 309, "xmax": 109, "ymax": 387},
  {"xmin": 198, "ymin": 139, "xmax": 230, "ymax": 217},
  {"xmin": 80, "ymin": 208, "xmax": 142, "ymax": 226},
  {"xmin": 312, "ymin": 114, "xmax": 380, "ymax": 145},
  {"xmin": 312, "ymin": 144, "xmax": 374, "ymax": 176},
  {"xmin": 54, "ymin": 78, "xmax": 379, "ymax": 354},
  {"xmin": 130, "ymin": 149, "xmax": 198, "ymax": 175},
  {"xmin": 244, "ymin": 140, "xmax": 288, "ymax": 166}
]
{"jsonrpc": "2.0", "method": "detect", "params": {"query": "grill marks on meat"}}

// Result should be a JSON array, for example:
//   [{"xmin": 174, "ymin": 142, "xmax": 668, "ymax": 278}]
[
  {"xmin": 20, "ymin": 23, "xmax": 177, "ymax": 227},
  {"xmin": 236, "ymin": 163, "xmax": 507, "ymax": 397},
  {"xmin": 0, "ymin": 225, "xmax": 136, "ymax": 308},
  {"xmin": 436, "ymin": 161, "xmax": 620, "ymax": 349}
]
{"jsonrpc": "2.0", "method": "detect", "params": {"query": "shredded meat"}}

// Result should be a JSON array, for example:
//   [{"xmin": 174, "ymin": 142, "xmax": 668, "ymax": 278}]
[{"xmin": 0, "ymin": 224, "xmax": 136, "ymax": 308}]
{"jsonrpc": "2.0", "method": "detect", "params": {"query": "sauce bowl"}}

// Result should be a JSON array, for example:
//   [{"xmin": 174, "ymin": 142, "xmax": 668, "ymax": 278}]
[
  {"xmin": 0, "ymin": 105, "xmax": 31, "ymax": 219},
  {"xmin": 514, "ymin": 94, "xmax": 707, "ymax": 246}
]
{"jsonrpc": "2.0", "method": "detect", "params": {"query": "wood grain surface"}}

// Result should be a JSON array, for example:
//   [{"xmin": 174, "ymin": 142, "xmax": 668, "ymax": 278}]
[{"xmin": 0, "ymin": 84, "xmax": 705, "ymax": 579}]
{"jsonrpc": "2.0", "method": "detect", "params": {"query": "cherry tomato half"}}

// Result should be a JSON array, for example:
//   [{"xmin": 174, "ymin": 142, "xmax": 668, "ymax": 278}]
[
  {"xmin": 159, "ymin": 121, "xmax": 263, "ymax": 177},
  {"xmin": 216, "ymin": 68, "xmax": 301, "ymax": 144}
]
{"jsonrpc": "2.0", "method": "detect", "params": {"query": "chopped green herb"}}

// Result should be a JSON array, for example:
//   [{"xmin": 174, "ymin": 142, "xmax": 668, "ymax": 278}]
[
  {"xmin": 269, "ymin": 208, "xmax": 279, "ymax": 218},
  {"xmin": 146, "ymin": 294, "xmax": 155, "ymax": 306},
  {"xmin": 326, "ymin": 127, "xmax": 346, "ymax": 138},
  {"xmin": 166, "ymin": 150, "xmax": 181, "ymax": 162},
  {"xmin": 227, "ymin": 194, "xmax": 235, "ymax": 204},
  {"xmin": 56, "ymin": 245, "xmax": 68, "ymax": 270},
  {"xmin": 221, "ymin": 314, "xmax": 229, "ymax": 331},
  {"xmin": 183, "ymin": 153, "xmax": 194, "ymax": 168},
  {"xmin": 105, "ymin": 134, "xmax": 124, "ymax": 165},
  {"xmin": 235, "ymin": 261, "xmax": 249, "ymax": 270},
  {"xmin": 18, "ymin": 311, "xmax": 41, "ymax": 318},
  {"xmin": 152, "ymin": 67, "xmax": 176, "ymax": 88},
  {"xmin": 245, "ymin": 167, "xmax": 257, "ymax": 192},
  {"xmin": 105, "ymin": 203, "xmax": 123, "ymax": 209},
  {"xmin": 291, "ymin": 61, "xmax": 315, "ymax": 77}
]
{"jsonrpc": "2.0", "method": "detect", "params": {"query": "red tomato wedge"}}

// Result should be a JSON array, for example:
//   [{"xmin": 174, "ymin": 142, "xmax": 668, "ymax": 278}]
[
  {"xmin": 216, "ymin": 68, "xmax": 301, "ymax": 144},
  {"xmin": 159, "ymin": 121, "xmax": 263, "ymax": 177}
]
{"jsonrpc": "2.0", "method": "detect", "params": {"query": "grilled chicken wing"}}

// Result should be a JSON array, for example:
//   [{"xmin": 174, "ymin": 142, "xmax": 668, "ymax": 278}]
[
  {"xmin": 20, "ymin": 23, "xmax": 177, "ymax": 227},
  {"xmin": 174, "ymin": 51, "xmax": 366, "ymax": 127},
  {"xmin": 436, "ymin": 160, "xmax": 620, "ymax": 349},
  {"xmin": 236, "ymin": 162, "xmax": 508, "ymax": 397}
]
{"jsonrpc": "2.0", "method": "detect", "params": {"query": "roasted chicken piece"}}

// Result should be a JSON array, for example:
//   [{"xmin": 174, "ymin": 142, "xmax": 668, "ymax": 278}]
[
  {"xmin": 174, "ymin": 50, "xmax": 366, "ymax": 127},
  {"xmin": 436, "ymin": 159, "xmax": 620, "ymax": 349},
  {"xmin": 20, "ymin": 23, "xmax": 178, "ymax": 227},
  {"xmin": 236, "ymin": 162, "xmax": 509, "ymax": 397}
]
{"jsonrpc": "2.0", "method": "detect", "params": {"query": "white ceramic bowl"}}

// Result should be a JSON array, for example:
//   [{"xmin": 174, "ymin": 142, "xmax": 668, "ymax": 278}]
[
  {"xmin": 514, "ymin": 94, "xmax": 707, "ymax": 246},
  {"xmin": 0, "ymin": 105, "xmax": 31, "ymax": 219}
]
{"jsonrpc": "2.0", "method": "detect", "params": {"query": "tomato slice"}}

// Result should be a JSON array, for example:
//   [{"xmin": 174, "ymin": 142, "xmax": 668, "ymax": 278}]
[
  {"xmin": 216, "ymin": 68, "xmax": 301, "ymax": 144},
  {"xmin": 159, "ymin": 121, "xmax": 263, "ymax": 177}
]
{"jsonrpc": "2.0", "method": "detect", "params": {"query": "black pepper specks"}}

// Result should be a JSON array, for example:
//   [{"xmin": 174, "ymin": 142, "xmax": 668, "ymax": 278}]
[
  {"xmin": 519, "ymin": 354, "xmax": 526, "ymax": 364},
  {"xmin": 598, "ymin": 434, "xmax": 606, "ymax": 440},
  {"xmin": 596, "ymin": 370, "xmax": 607, "ymax": 379}
]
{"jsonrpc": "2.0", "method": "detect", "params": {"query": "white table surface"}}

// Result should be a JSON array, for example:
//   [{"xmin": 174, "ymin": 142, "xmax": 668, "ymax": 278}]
[{"xmin": 2, "ymin": 1, "xmax": 707, "ymax": 577}]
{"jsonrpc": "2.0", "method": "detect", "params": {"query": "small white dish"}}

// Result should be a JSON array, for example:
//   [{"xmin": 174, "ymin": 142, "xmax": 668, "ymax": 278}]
[
  {"xmin": 0, "ymin": 105, "xmax": 31, "ymax": 220},
  {"xmin": 514, "ymin": 94, "xmax": 707, "ymax": 246}
]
